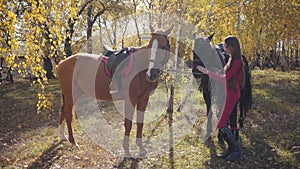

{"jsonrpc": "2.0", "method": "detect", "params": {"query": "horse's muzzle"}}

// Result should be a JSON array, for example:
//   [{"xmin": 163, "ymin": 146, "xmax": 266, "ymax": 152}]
[{"xmin": 146, "ymin": 68, "xmax": 160, "ymax": 82}]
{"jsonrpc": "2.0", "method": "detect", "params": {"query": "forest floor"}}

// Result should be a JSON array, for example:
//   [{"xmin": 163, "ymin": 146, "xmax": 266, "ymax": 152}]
[{"xmin": 0, "ymin": 69, "xmax": 299, "ymax": 169}]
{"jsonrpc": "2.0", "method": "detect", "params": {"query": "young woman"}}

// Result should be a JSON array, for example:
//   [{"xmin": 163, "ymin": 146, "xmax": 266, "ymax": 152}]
[{"xmin": 197, "ymin": 36, "xmax": 245, "ymax": 161}]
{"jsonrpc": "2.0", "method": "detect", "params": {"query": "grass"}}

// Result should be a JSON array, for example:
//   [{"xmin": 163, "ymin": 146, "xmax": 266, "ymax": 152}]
[{"xmin": 0, "ymin": 69, "xmax": 299, "ymax": 169}]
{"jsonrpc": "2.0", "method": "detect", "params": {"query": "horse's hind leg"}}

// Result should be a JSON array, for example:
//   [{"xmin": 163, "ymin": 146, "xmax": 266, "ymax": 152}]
[
  {"xmin": 203, "ymin": 91, "xmax": 211, "ymax": 116},
  {"xmin": 64, "ymin": 100, "xmax": 77, "ymax": 146},
  {"xmin": 203, "ymin": 91, "xmax": 212, "ymax": 139},
  {"xmin": 59, "ymin": 93, "xmax": 68, "ymax": 141},
  {"xmin": 60, "ymin": 91, "xmax": 77, "ymax": 145}
]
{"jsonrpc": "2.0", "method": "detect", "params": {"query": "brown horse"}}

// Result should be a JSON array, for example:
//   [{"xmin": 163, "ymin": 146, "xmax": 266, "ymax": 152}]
[{"xmin": 57, "ymin": 25, "xmax": 173, "ymax": 157}]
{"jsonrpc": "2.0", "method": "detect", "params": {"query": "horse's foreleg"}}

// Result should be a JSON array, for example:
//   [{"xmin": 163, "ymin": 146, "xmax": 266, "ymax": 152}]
[
  {"xmin": 203, "ymin": 91, "xmax": 213, "ymax": 139},
  {"xmin": 123, "ymin": 118, "xmax": 132, "ymax": 151},
  {"xmin": 123, "ymin": 101, "xmax": 134, "ymax": 157},
  {"xmin": 136, "ymin": 98, "xmax": 148, "ymax": 156},
  {"xmin": 203, "ymin": 91, "xmax": 211, "ymax": 116},
  {"xmin": 136, "ymin": 110, "xmax": 147, "ymax": 156},
  {"xmin": 123, "ymin": 119, "xmax": 132, "ymax": 158}
]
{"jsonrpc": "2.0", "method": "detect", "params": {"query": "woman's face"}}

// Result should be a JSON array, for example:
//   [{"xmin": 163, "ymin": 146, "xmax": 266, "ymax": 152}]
[{"xmin": 224, "ymin": 43, "xmax": 232, "ymax": 55}]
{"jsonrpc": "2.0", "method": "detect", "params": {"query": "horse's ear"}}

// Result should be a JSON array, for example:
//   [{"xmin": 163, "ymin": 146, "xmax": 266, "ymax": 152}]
[
  {"xmin": 207, "ymin": 32, "xmax": 215, "ymax": 41},
  {"xmin": 149, "ymin": 24, "xmax": 155, "ymax": 33},
  {"xmin": 164, "ymin": 25, "xmax": 174, "ymax": 35}
]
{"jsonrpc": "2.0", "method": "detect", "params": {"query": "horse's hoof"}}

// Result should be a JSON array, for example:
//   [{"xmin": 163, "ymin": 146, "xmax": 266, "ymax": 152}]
[
  {"xmin": 60, "ymin": 136, "xmax": 68, "ymax": 141},
  {"xmin": 124, "ymin": 153, "xmax": 134, "ymax": 159},
  {"xmin": 138, "ymin": 150, "xmax": 147, "ymax": 158},
  {"xmin": 61, "ymin": 138, "xmax": 68, "ymax": 142},
  {"xmin": 70, "ymin": 141, "xmax": 79, "ymax": 147}
]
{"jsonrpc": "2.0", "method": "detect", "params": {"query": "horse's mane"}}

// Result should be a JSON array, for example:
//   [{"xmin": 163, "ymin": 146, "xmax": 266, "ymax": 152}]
[
  {"xmin": 193, "ymin": 37, "xmax": 223, "ymax": 71},
  {"xmin": 131, "ymin": 44, "xmax": 148, "ymax": 52},
  {"xmin": 194, "ymin": 37, "xmax": 214, "ymax": 53}
]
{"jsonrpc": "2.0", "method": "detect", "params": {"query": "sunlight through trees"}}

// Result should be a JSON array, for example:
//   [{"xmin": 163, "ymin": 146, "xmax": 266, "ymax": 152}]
[{"xmin": 1, "ymin": 0, "xmax": 299, "ymax": 111}]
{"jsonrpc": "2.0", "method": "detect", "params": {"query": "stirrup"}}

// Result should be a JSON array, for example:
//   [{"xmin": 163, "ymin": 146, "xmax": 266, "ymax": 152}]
[
  {"xmin": 109, "ymin": 90, "xmax": 118, "ymax": 95},
  {"xmin": 109, "ymin": 83, "xmax": 118, "ymax": 94}
]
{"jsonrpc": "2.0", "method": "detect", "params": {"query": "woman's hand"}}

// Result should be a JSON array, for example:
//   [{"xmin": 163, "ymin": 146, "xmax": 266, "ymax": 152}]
[{"xmin": 196, "ymin": 65, "xmax": 209, "ymax": 74}]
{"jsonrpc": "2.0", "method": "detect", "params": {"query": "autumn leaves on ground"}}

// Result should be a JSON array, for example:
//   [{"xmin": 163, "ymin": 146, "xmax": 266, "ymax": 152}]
[{"xmin": 0, "ymin": 69, "xmax": 299, "ymax": 169}]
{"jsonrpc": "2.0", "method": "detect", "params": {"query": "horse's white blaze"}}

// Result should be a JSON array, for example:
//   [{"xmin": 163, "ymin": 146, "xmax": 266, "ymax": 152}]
[{"xmin": 147, "ymin": 39, "xmax": 158, "ymax": 77}]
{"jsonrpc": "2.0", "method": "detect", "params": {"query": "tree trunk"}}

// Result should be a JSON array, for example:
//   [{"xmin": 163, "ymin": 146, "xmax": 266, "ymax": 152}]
[
  {"xmin": 205, "ymin": 0, "xmax": 215, "ymax": 34},
  {"xmin": 64, "ymin": 36, "xmax": 72, "ymax": 57},
  {"xmin": 121, "ymin": 21, "xmax": 129, "ymax": 48},
  {"xmin": 113, "ymin": 21, "xmax": 117, "ymax": 47},
  {"xmin": 98, "ymin": 17, "xmax": 103, "ymax": 46},
  {"xmin": 43, "ymin": 57, "xmax": 55, "ymax": 79},
  {"xmin": 63, "ymin": 0, "xmax": 93, "ymax": 57},
  {"xmin": 295, "ymin": 40, "xmax": 299, "ymax": 68},
  {"xmin": 87, "ymin": 5, "xmax": 93, "ymax": 53},
  {"xmin": 133, "ymin": 0, "xmax": 141, "ymax": 46},
  {"xmin": 64, "ymin": 19, "xmax": 75, "ymax": 57}
]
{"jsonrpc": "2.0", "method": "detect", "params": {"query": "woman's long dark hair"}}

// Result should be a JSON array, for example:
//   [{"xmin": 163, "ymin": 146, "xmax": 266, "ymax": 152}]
[{"xmin": 224, "ymin": 36, "xmax": 246, "ymax": 90}]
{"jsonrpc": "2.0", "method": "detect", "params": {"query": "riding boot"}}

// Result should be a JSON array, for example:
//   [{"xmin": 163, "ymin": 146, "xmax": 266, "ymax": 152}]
[
  {"xmin": 217, "ymin": 145, "xmax": 232, "ymax": 159},
  {"xmin": 220, "ymin": 127, "xmax": 242, "ymax": 161},
  {"xmin": 216, "ymin": 129, "xmax": 231, "ymax": 159},
  {"xmin": 231, "ymin": 129, "xmax": 239, "ymax": 142},
  {"xmin": 217, "ymin": 129, "xmax": 224, "ymax": 144}
]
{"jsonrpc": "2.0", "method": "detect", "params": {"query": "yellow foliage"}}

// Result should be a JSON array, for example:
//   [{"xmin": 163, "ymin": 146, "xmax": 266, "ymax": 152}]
[
  {"xmin": 0, "ymin": 0, "xmax": 78, "ymax": 112},
  {"xmin": 1, "ymin": 0, "xmax": 298, "ymax": 113}
]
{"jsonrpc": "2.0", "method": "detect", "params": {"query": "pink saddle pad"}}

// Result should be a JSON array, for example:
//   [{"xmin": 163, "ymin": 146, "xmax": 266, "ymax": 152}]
[{"xmin": 99, "ymin": 51, "xmax": 134, "ymax": 78}]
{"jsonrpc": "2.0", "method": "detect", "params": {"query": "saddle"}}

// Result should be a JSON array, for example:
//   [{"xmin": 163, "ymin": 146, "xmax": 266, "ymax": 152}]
[
  {"xmin": 101, "ymin": 45, "xmax": 134, "ymax": 96},
  {"xmin": 102, "ymin": 45, "xmax": 131, "ymax": 75}
]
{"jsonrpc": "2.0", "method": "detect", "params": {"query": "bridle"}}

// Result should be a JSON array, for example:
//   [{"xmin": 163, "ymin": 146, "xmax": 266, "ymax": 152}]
[
  {"xmin": 147, "ymin": 34, "xmax": 171, "ymax": 72},
  {"xmin": 145, "ymin": 34, "xmax": 171, "ymax": 82}
]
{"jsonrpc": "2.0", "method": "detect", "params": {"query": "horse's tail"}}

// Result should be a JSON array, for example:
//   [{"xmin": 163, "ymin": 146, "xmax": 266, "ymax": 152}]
[
  {"xmin": 239, "ymin": 63, "xmax": 252, "ymax": 128},
  {"xmin": 240, "ymin": 82, "xmax": 252, "ymax": 112},
  {"xmin": 240, "ymin": 55, "xmax": 253, "ymax": 113}
]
